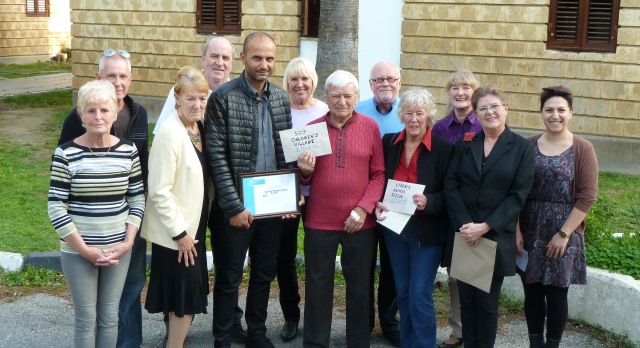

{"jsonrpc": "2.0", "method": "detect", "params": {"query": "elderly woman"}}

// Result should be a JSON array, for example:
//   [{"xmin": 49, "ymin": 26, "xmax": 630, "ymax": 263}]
[
  {"xmin": 142, "ymin": 66, "xmax": 212, "ymax": 348},
  {"xmin": 433, "ymin": 69, "xmax": 481, "ymax": 348},
  {"xmin": 48, "ymin": 80, "xmax": 145, "ymax": 347},
  {"xmin": 276, "ymin": 57, "xmax": 329, "ymax": 342},
  {"xmin": 517, "ymin": 86, "xmax": 598, "ymax": 348},
  {"xmin": 374, "ymin": 89, "xmax": 453, "ymax": 347},
  {"xmin": 297, "ymin": 70, "xmax": 385, "ymax": 347},
  {"xmin": 444, "ymin": 85, "xmax": 534, "ymax": 348}
]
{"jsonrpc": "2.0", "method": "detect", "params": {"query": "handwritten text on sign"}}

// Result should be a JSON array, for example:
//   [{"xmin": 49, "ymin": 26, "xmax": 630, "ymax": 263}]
[{"xmin": 279, "ymin": 122, "xmax": 332, "ymax": 162}]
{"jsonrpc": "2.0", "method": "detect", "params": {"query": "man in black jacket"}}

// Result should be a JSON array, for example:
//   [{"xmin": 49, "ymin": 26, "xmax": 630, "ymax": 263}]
[
  {"xmin": 204, "ymin": 32, "xmax": 292, "ymax": 348},
  {"xmin": 57, "ymin": 50, "xmax": 149, "ymax": 348}
]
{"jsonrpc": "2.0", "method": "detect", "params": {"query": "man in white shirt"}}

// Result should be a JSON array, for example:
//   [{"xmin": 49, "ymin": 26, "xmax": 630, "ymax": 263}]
[{"xmin": 154, "ymin": 36, "xmax": 234, "ymax": 133}]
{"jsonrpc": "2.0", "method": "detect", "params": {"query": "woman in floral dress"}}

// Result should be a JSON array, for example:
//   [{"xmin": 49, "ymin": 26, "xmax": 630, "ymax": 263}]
[{"xmin": 517, "ymin": 86, "xmax": 599, "ymax": 348}]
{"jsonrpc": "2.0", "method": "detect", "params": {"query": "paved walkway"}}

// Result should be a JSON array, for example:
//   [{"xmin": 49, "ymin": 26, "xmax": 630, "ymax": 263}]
[
  {"xmin": 0, "ymin": 73, "xmax": 72, "ymax": 97},
  {"xmin": 0, "ymin": 293, "xmax": 604, "ymax": 348}
]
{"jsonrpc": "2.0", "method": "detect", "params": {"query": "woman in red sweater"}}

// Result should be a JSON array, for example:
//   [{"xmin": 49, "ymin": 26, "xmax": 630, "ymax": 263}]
[{"xmin": 297, "ymin": 70, "xmax": 385, "ymax": 348}]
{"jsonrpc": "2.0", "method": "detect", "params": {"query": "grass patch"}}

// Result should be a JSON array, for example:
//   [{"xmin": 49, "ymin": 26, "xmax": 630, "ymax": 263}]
[
  {"xmin": 1, "ymin": 89, "xmax": 73, "ymax": 109},
  {"xmin": 0, "ymin": 61, "xmax": 71, "ymax": 79}
]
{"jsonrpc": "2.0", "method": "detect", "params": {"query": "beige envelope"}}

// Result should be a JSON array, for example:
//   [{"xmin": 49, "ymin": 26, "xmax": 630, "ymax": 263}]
[{"xmin": 450, "ymin": 233, "xmax": 497, "ymax": 293}]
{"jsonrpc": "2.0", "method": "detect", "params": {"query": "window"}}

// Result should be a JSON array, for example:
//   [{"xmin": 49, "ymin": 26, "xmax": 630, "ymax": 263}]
[
  {"xmin": 26, "ymin": 0, "xmax": 49, "ymax": 17},
  {"xmin": 547, "ymin": 0, "xmax": 620, "ymax": 53},
  {"xmin": 302, "ymin": 0, "xmax": 320, "ymax": 38},
  {"xmin": 197, "ymin": 0, "xmax": 241, "ymax": 35}
]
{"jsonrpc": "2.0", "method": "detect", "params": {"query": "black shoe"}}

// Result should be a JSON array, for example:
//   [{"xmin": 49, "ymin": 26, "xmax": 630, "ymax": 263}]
[
  {"xmin": 437, "ymin": 336, "xmax": 464, "ymax": 348},
  {"xmin": 383, "ymin": 331, "xmax": 402, "ymax": 347},
  {"xmin": 280, "ymin": 320, "xmax": 299, "ymax": 342},
  {"xmin": 245, "ymin": 337, "xmax": 275, "ymax": 348},
  {"xmin": 231, "ymin": 323, "xmax": 248, "ymax": 343}
]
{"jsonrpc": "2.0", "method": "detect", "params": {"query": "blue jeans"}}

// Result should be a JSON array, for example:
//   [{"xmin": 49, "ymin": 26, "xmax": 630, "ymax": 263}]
[
  {"xmin": 62, "ymin": 250, "xmax": 131, "ymax": 348},
  {"xmin": 384, "ymin": 229, "xmax": 443, "ymax": 348},
  {"xmin": 116, "ymin": 234, "xmax": 147, "ymax": 348}
]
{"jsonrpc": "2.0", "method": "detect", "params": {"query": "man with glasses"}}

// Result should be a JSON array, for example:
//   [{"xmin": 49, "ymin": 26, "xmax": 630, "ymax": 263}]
[
  {"xmin": 57, "ymin": 49, "xmax": 149, "ymax": 348},
  {"xmin": 354, "ymin": 60, "xmax": 403, "ymax": 347}
]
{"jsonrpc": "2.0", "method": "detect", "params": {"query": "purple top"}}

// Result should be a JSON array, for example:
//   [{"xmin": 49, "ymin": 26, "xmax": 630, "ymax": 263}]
[{"xmin": 432, "ymin": 111, "xmax": 482, "ymax": 144}]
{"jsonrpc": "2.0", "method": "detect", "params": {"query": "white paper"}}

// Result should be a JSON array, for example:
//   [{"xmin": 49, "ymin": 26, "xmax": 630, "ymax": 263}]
[
  {"xmin": 516, "ymin": 249, "xmax": 529, "ymax": 272},
  {"xmin": 279, "ymin": 122, "xmax": 332, "ymax": 162},
  {"xmin": 381, "ymin": 179, "xmax": 426, "ymax": 215},
  {"xmin": 450, "ymin": 234, "xmax": 497, "ymax": 293},
  {"xmin": 377, "ymin": 210, "xmax": 412, "ymax": 234}
]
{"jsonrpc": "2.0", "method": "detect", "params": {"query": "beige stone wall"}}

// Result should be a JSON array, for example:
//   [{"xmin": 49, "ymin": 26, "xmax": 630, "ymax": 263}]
[
  {"xmin": 71, "ymin": 0, "xmax": 301, "ymax": 104},
  {"xmin": 0, "ymin": 0, "xmax": 71, "ymax": 61},
  {"xmin": 401, "ymin": 0, "xmax": 640, "ymax": 139}
]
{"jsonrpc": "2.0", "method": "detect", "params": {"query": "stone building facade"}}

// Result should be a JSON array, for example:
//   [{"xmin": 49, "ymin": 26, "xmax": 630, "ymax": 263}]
[{"xmin": 0, "ymin": 0, "xmax": 71, "ymax": 64}]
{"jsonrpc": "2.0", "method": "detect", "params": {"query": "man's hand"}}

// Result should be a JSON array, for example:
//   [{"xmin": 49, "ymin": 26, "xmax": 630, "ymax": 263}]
[
  {"xmin": 229, "ymin": 209, "xmax": 253, "ymax": 229},
  {"xmin": 344, "ymin": 207, "xmax": 367, "ymax": 233}
]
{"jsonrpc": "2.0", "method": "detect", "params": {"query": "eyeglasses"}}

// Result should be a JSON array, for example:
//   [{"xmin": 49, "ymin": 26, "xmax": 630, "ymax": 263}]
[
  {"xmin": 476, "ymin": 103, "xmax": 504, "ymax": 115},
  {"xmin": 370, "ymin": 77, "xmax": 401, "ymax": 84},
  {"xmin": 103, "ymin": 50, "xmax": 131, "ymax": 59}
]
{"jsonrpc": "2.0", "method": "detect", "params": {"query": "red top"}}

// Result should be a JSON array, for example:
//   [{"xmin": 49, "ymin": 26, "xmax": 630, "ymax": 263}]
[
  {"xmin": 302, "ymin": 111, "xmax": 385, "ymax": 230},
  {"xmin": 392, "ymin": 128, "xmax": 433, "ymax": 184}
]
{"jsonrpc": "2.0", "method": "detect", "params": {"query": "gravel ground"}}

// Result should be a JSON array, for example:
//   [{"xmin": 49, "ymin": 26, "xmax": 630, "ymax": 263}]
[{"xmin": 0, "ymin": 293, "xmax": 604, "ymax": 347}]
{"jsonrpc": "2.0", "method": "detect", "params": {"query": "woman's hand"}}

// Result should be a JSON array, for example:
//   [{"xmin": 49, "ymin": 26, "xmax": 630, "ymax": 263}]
[
  {"xmin": 516, "ymin": 226, "xmax": 524, "ymax": 256},
  {"xmin": 79, "ymin": 246, "xmax": 119, "ymax": 266},
  {"xmin": 297, "ymin": 150, "xmax": 316, "ymax": 177},
  {"xmin": 177, "ymin": 235, "xmax": 199, "ymax": 267},
  {"xmin": 344, "ymin": 207, "xmax": 366, "ymax": 233},
  {"xmin": 375, "ymin": 201, "xmax": 389, "ymax": 220},
  {"xmin": 546, "ymin": 233, "xmax": 569, "ymax": 258},
  {"xmin": 413, "ymin": 193, "xmax": 427, "ymax": 211},
  {"xmin": 99, "ymin": 241, "xmax": 133, "ymax": 266},
  {"xmin": 459, "ymin": 222, "xmax": 491, "ymax": 246}
]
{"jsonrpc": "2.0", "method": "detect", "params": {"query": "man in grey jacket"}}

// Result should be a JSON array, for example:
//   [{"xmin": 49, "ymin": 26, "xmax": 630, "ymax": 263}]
[{"xmin": 204, "ymin": 32, "xmax": 292, "ymax": 348}]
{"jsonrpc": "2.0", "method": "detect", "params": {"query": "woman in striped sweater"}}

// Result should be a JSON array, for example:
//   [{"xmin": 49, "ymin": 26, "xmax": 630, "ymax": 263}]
[{"xmin": 48, "ymin": 80, "xmax": 145, "ymax": 348}]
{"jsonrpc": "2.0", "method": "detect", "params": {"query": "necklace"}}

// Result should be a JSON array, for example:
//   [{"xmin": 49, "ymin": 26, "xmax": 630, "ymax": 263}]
[
  {"xmin": 85, "ymin": 135, "xmax": 112, "ymax": 157},
  {"xmin": 187, "ymin": 129, "xmax": 200, "ymax": 145}
]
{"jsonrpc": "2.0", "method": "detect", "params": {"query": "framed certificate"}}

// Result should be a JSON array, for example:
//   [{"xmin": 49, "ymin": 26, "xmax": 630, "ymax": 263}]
[{"xmin": 238, "ymin": 169, "xmax": 300, "ymax": 218}]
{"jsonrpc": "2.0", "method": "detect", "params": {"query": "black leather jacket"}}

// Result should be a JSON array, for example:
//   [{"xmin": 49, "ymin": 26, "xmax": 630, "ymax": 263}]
[
  {"xmin": 204, "ymin": 72, "xmax": 292, "ymax": 217},
  {"xmin": 57, "ymin": 95, "xmax": 149, "ymax": 189}
]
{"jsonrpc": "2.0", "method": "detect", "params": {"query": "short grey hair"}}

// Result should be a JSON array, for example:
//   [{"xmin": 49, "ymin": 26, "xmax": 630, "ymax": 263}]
[
  {"xmin": 202, "ymin": 36, "xmax": 235, "ymax": 56},
  {"xmin": 77, "ymin": 80, "xmax": 118, "ymax": 118},
  {"xmin": 324, "ymin": 70, "xmax": 359, "ymax": 96},
  {"xmin": 396, "ymin": 89, "xmax": 438, "ymax": 126},
  {"xmin": 98, "ymin": 54, "xmax": 131, "ymax": 75}
]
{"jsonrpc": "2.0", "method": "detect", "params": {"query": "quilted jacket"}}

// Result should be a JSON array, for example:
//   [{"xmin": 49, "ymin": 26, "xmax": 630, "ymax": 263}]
[{"xmin": 204, "ymin": 72, "xmax": 292, "ymax": 217}]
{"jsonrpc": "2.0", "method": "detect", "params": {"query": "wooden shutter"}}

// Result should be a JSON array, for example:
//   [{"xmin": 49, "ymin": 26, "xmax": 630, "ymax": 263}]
[
  {"xmin": 26, "ymin": 0, "xmax": 49, "ymax": 17},
  {"xmin": 547, "ymin": 0, "xmax": 619, "ymax": 53},
  {"xmin": 197, "ymin": 0, "xmax": 241, "ymax": 34},
  {"xmin": 302, "ymin": 0, "xmax": 321, "ymax": 38}
]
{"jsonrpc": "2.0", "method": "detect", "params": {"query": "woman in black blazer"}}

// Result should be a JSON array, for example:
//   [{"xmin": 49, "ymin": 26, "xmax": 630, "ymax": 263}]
[
  {"xmin": 375, "ymin": 89, "xmax": 453, "ymax": 347},
  {"xmin": 444, "ymin": 85, "xmax": 534, "ymax": 348}
]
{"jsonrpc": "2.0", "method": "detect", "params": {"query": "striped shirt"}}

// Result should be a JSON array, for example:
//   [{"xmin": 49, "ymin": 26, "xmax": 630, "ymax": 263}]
[{"xmin": 48, "ymin": 139, "xmax": 145, "ymax": 254}]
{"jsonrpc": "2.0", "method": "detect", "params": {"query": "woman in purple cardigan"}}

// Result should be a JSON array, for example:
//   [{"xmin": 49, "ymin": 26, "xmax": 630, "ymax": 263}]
[{"xmin": 517, "ymin": 86, "xmax": 598, "ymax": 348}]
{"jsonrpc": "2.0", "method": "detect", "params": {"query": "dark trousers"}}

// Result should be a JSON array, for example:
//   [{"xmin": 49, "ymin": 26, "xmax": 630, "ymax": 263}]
[
  {"xmin": 212, "ymin": 216, "xmax": 282, "ymax": 347},
  {"xmin": 116, "ymin": 233, "xmax": 146, "ymax": 348},
  {"xmin": 303, "ymin": 227, "xmax": 375, "ymax": 348},
  {"xmin": 276, "ymin": 201, "xmax": 305, "ymax": 322},
  {"xmin": 209, "ymin": 202, "xmax": 245, "ymax": 332},
  {"xmin": 368, "ymin": 227, "xmax": 400, "ymax": 334},
  {"xmin": 458, "ymin": 274, "xmax": 504, "ymax": 348},
  {"xmin": 523, "ymin": 281, "xmax": 569, "ymax": 341}
]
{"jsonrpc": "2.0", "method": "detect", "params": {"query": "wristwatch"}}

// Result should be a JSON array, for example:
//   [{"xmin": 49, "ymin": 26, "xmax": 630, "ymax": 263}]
[{"xmin": 558, "ymin": 229, "xmax": 569, "ymax": 239}]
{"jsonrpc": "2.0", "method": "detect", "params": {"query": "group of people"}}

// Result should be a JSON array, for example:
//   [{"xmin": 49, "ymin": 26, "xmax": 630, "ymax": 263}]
[{"xmin": 47, "ymin": 31, "xmax": 598, "ymax": 348}]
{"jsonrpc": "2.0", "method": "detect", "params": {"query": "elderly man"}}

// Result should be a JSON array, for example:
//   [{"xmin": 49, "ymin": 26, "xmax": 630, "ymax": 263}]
[
  {"xmin": 298, "ymin": 70, "xmax": 385, "ymax": 348},
  {"xmin": 154, "ymin": 36, "xmax": 234, "ymax": 133},
  {"xmin": 57, "ymin": 50, "xmax": 148, "ymax": 348},
  {"xmin": 354, "ymin": 60, "xmax": 403, "ymax": 347},
  {"xmin": 204, "ymin": 32, "xmax": 292, "ymax": 348}
]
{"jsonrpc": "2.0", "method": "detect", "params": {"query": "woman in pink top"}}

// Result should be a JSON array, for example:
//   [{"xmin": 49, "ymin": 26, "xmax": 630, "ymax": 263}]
[{"xmin": 297, "ymin": 70, "xmax": 385, "ymax": 347}]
